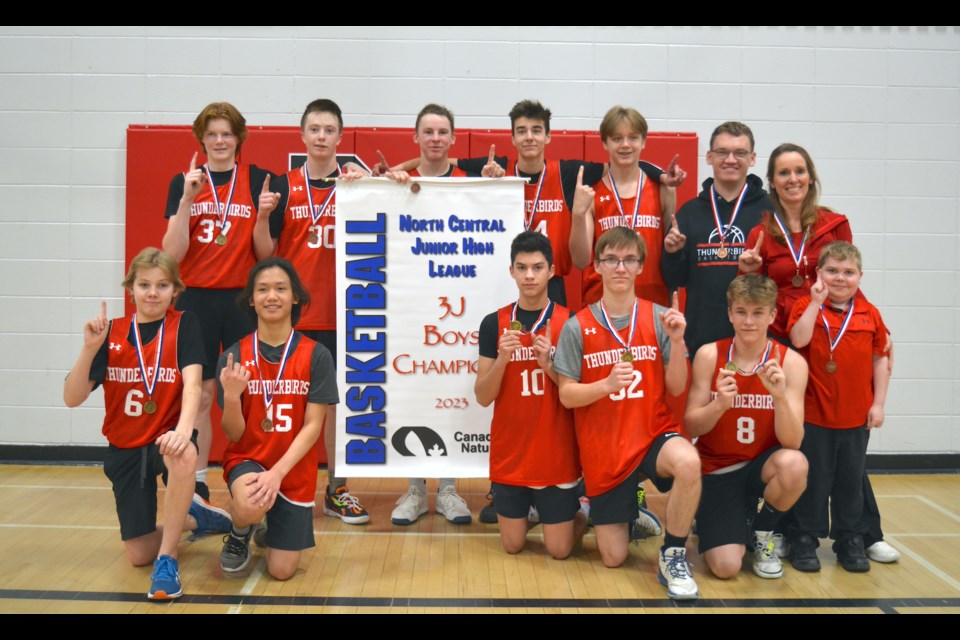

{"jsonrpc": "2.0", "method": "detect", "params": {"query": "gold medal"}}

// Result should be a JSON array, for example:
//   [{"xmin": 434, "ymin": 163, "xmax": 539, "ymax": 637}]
[
  {"xmin": 509, "ymin": 321, "xmax": 523, "ymax": 331},
  {"xmin": 716, "ymin": 246, "xmax": 728, "ymax": 259},
  {"xmin": 621, "ymin": 350, "xmax": 634, "ymax": 363},
  {"xmin": 792, "ymin": 274, "xmax": 804, "ymax": 288},
  {"xmin": 261, "ymin": 418, "xmax": 274, "ymax": 432},
  {"xmin": 308, "ymin": 232, "xmax": 320, "ymax": 245},
  {"xmin": 144, "ymin": 400, "xmax": 157, "ymax": 414},
  {"xmin": 724, "ymin": 361, "xmax": 738, "ymax": 372},
  {"xmin": 410, "ymin": 183, "xmax": 421, "ymax": 194},
  {"xmin": 825, "ymin": 359, "xmax": 838, "ymax": 374},
  {"xmin": 215, "ymin": 234, "xmax": 228, "ymax": 246}
]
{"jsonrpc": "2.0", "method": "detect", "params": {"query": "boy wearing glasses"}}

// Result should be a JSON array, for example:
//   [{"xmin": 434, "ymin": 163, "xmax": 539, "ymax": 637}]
[{"xmin": 553, "ymin": 227, "xmax": 702, "ymax": 601}]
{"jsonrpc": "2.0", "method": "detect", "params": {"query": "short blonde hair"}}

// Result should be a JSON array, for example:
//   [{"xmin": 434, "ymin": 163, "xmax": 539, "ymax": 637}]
[
  {"xmin": 122, "ymin": 247, "xmax": 185, "ymax": 297},
  {"xmin": 599, "ymin": 106, "xmax": 648, "ymax": 142},
  {"xmin": 726, "ymin": 275, "xmax": 778, "ymax": 310},
  {"xmin": 818, "ymin": 241, "xmax": 862, "ymax": 271}
]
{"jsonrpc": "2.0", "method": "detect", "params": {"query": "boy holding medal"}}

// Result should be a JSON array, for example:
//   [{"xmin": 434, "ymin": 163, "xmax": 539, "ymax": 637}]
[
  {"xmin": 217, "ymin": 258, "xmax": 338, "ymax": 580},
  {"xmin": 685, "ymin": 275, "xmax": 808, "ymax": 580},
  {"xmin": 787, "ymin": 241, "xmax": 891, "ymax": 573},
  {"xmin": 474, "ymin": 231, "xmax": 585, "ymax": 558},
  {"xmin": 553, "ymin": 227, "xmax": 702, "ymax": 600}
]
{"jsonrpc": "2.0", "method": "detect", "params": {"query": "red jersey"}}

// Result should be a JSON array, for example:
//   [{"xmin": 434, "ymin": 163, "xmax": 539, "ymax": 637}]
[
  {"xmin": 695, "ymin": 338, "xmax": 784, "ymax": 474},
  {"xmin": 409, "ymin": 166, "xmax": 466, "ymax": 177},
  {"xmin": 787, "ymin": 295, "xmax": 887, "ymax": 430},
  {"xmin": 222, "ymin": 333, "xmax": 319, "ymax": 505},
  {"xmin": 180, "ymin": 164, "xmax": 258, "ymax": 290},
  {"xmin": 102, "ymin": 310, "xmax": 185, "ymax": 449},
  {"xmin": 509, "ymin": 160, "xmax": 573, "ymax": 277},
  {"xmin": 743, "ymin": 209, "xmax": 853, "ymax": 339},
  {"xmin": 573, "ymin": 301, "xmax": 679, "ymax": 496},
  {"xmin": 582, "ymin": 175, "xmax": 667, "ymax": 307},
  {"xmin": 275, "ymin": 168, "xmax": 336, "ymax": 330},
  {"xmin": 489, "ymin": 304, "xmax": 579, "ymax": 487}
]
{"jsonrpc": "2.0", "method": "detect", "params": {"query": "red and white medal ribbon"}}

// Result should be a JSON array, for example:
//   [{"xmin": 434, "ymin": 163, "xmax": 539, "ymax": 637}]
[
  {"xmin": 819, "ymin": 299, "xmax": 855, "ymax": 360},
  {"xmin": 710, "ymin": 182, "xmax": 748, "ymax": 247},
  {"xmin": 726, "ymin": 337, "xmax": 773, "ymax": 374},
  {"xmin": 608, "ymin": 171, "xmax": 644, "ymax": 230},
  {"xmin": 771, "ymin": 211, "xmax": 808, "ymax": 277},
  {"xmin": 511, "ymin": 300, "xmax": 553, "ymax": 335},
  {"xmin": 599, "ymin": 298, "xmax": 639, "ymax": 356},
  {"xmin": 304, "ymin": 163, "xmax": 341, "ymax": 227},
  {"xmin": 131, "ymin": 313, "xmax": 164, "ymax": 402},
  {"xmin": 515, "ymin": 162, "xmax": 546, "ymax": 231},
  {"xmin": 203, "ymin": 163, "xmax": 237, "ymax": 238},
  {"xmin": 252, "ymin": 329, "xmax": 296, "ymax": 421}
]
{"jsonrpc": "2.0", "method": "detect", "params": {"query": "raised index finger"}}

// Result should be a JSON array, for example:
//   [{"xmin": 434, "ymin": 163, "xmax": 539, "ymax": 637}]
[
  {"xmin": 487, "ymin": 144, "xmax": 496, "ymax": 165},
  {"xmin": 100, "ymin": 300, "xmax": 107, "ymax": 320},
  {"xmin": 672, "ymin": 291, "xmax": 680, "ymax": 311},
  {"xmin": 225, "ymin": 352, "xmax": 234, "ymax": 369},
  {"xmin": 262, "ymin": 174, "xmax": 271, "ymax": 194},
  {"xmin": 577, "ymin": 165, "xmax": 584, "ymax": 187},
  {"xmin": 754, "ymin": 230, "xmax": 764, "ymax": 252},
  {"xmin": 376, "ymin": 149, "xmax": 388, "ymax": 167},
  {"xmin": 189, "ymin": 151, "xmax": 197, "ymax": 172},
  {"xmin": 667, "ymin": 153, "xmax": 679, "ymax": 175}
]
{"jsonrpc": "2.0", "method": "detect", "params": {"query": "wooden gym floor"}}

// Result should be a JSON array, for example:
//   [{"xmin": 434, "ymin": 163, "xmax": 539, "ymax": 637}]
[{"xmin": 0, "ymin": 465, "xmax": 958, "ymax": 614}]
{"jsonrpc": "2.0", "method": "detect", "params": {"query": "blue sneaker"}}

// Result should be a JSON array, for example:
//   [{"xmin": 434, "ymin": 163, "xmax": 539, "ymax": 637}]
[
  {"xmin": 148, "ymin": 555, "xmax": 182, "ymax": 600},
  {"xmin": 189, "ymin": 494, "xmax": 232, "ymax": 536}
]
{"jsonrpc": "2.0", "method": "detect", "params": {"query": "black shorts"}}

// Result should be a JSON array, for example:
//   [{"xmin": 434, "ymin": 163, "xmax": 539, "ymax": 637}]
[
  {"xmin": 177, "ymin": 287, "xmax": 254, "ymax": 379},
  {"xmin": 300, "ymin": 330, "xmax": 337, "ymax": 369},
  {"xmin": 589, "ymin": 431, "xmax": 679, "ymax": 526},
  {"xmin": 103, "ymin": 430, "xmax": 199, "ymax": 541},
  {"xmin": 227, "ymin": 461, "xmax": 315, "ymax": 552},
  {"xmin": 696, "ymin": 447, "xmax": 778, "ymax": 553},
  {"xmin": 491, "ymin": 482, "xmax": 580, "ymax": 525}
]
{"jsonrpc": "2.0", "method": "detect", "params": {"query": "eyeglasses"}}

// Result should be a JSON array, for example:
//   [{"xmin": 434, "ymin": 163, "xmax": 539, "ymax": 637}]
[
  {"xmin": 598, "ymin": 257, "xmax": 641, "ymax": 270},
  {"xmin": 710, "ymin": 149, "xmax": 752, "ymax": 160}
]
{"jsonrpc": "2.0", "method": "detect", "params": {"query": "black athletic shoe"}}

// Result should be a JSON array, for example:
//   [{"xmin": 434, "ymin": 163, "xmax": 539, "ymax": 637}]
[
  {"xmin": 834, "ymin": 534, "xmax": 870, "ymax": 573},
  {"xmin": 478, "ymin": 488, "xmax": 498, "ymax": 524},
  {"xmin": 195, "ymin": 481, "xmax": 211, "ymax": 502},
  {"xmin": 790, "ymin": 534, "xmax": 821, "ymax": 572}
]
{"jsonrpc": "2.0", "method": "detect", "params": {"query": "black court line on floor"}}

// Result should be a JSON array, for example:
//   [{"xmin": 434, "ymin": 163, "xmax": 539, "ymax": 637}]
[{"xmin": 2, "ymin": 590, "xmax": 959, "ymax": 611}]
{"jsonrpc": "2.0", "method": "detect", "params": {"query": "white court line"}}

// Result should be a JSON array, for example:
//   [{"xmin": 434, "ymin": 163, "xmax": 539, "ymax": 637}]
[
  {"xmin": 0, "ymin": 484, "xmax": 111, "ymax": 491},
  {"xmin": 892, "ymin": 533, "xmax": 960, "ymax": 538},
  {"xmin": 0, "ymin": 522, "xmax": 508, "ymax": 538},
  {"xmin": 885, "ymin": 534, "xmax": 960, "ymax": 594},
  {"xmin": 876, "ymin": 494, "xmax": 960, "ymax": 523},
  {"xmin": 227, "ymin": 559, "xmax": 266, "ymax": 614}
]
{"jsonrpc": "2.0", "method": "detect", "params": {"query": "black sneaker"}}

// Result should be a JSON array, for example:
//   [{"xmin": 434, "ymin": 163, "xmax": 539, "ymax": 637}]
[
  {"xmin": 790, "ymin": 534, "xmax": 821, "ymax": 572},
  {"xmin": 834, "ymin": 534, "xmax": 870, "ymax": 573},
  {"xmin": 195, "ymin": 480, "xmax": 211, "ymax": 502},
  {"xmin": 478, "ymin": 488, "xmax": 498, "ymax": 524}
]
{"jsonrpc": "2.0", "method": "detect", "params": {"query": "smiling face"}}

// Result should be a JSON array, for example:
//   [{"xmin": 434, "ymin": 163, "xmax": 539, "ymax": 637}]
[
  {"xmin": 201, "ymin": 117, "xmax": 239, "ymax": 169},
  {"xmin": 511, "ymin": 117, "xmax": 551, "ymax": 164},
  {"xmin": 414, "ymin": 113, "xmax": 456, "ymax": 164},
  {"xmin": 130, "ymin": 266, "xmax": 176, "ymax": 323},
  {"xmin": 603, "ymin": 122, "xmax": 645, "ymax": 169},
  {"xmin": 706, "ymin": 132, "xmax": 755, "ymax": 189},
  {"xmin": 301, "ymin": 111, "xmax": 342, "ymax": 162},
  {"xmin": 770, "ymin": 151, "xmax": 811, "ymax": 211},
  {"xmin": 818, "ymin": 257, "xmax": 862, "ymax": 307},
  {"xmin": 728, "ymin": 300, "xmax": 776, "ymax": 342},
  {"xmin": 250, "ymin": 266, "xmax": 298, "ymax": 325}
]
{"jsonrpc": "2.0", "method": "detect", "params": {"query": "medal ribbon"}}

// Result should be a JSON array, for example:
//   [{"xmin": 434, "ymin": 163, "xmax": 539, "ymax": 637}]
[
  {"xmin": 726, "ymin": 337, "xmax": 773, "ymax": 374},
  {"xmin": 515, "ymin": 162, "xmax": 546, "ymax": 231},
  {"xmin": 598, "ymin": 298, "xmax": 639, "ymax": 356},
  {"xmin": 511, "ymin": 300, "xmax": 553, "ymax": 335},
  {"xmin": 202, "ymin": 163, "xmax": 237, "ymax": 236},
  {"xmin": 304, "ymin": 164, "xmax": 341, "ymax": 226},
  {"xmin": 770, "ymin": 212, "xmax": 808, "ymax": 274},
  {"xmin": 131, "ymin": 314, "xmax": 165, "ymax": 400},
  {"xmin": 252, "ymin": 329, "xmax": 296, "ymax": 419},
  {"xmin": 709, "ymin": 182, "xmax": 748, "ymax": 246},
  {"xmin": 608, "ymin": 171, "xmax": 643, "ymax": 230},
  {"xmin": 819, "ymin": 300, "xmax": 855, "ymax": 359}
]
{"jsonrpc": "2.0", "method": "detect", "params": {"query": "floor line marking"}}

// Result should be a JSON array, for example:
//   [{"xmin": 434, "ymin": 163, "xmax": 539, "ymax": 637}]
[{"xmin": 885, "ymin": 534, "xmax": 960, "ymax": 594}]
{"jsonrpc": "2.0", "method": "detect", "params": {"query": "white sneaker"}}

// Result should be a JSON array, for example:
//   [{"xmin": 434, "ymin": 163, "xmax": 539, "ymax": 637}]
[
  {"xmin": 657, "ymin": 546, "xmax": 699, "ymax": 600},
  {"xmin": 772, "ymin": 533, "xmax": 790, "ymax": 558},
  {"xmin": 435, "ymin": 486, "xmax": 472, "ymax": 524},
  {"xmin": 391, "ymin": 486, "xmax": 428, "ymax": 526},
  {"xmin": 866, "ymin": 540, "xmax": 901, "ymax": 563},
  {"xmin": 578, "ymin": 496, "xmax": 591, "ymax": 521},
  {"xmin": 753, "ymin": 530, "xmax": 784, "ymax": 579},
  {"xmin": 631, "ymin": 505, "xmax": 663, "ymax": 540}
]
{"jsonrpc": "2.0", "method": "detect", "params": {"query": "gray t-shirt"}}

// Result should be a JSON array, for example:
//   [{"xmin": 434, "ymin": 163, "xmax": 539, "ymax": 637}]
[{"xmin": 553, "ymin": 301, "xmax": 678, "ymax": 382}]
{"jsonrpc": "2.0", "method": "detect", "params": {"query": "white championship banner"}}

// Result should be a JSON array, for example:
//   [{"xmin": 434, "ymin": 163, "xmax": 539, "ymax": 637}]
[{"xmin": 335, "ymin": 177, "xmax": 525, "ymax": 477}]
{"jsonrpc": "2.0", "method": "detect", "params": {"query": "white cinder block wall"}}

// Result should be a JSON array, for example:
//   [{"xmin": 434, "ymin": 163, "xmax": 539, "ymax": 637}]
[{"xmin": 0, "ymin": 26, "xmax": 957, "ymax": 455}]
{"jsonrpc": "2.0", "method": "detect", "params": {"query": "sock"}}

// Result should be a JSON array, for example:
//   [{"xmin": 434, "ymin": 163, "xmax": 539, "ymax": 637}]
[
  {"xmin": 327, "ymin": 477, "xmax": 346, "ymax": 494},
  {"xmin": 753, "ymin": 501, "xmax": 784, "ymax": 533},
  {"xmin": 194, "ymin": 468, "xmax": 208, "ymax": 484},
  {"xmin": 231, "ymin": 525, "xmax": 251, "ymax": 538},
  {"xmin": 663, "ymin": 533, "xmax": 687, "ymax": 551},
  {"xmin": 438, "ymin": 478, "xmax": 456, "ymax": 492},
  {"xmin": 409, "ymin": 478, "xmax": 427, "ymax": 493}
]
